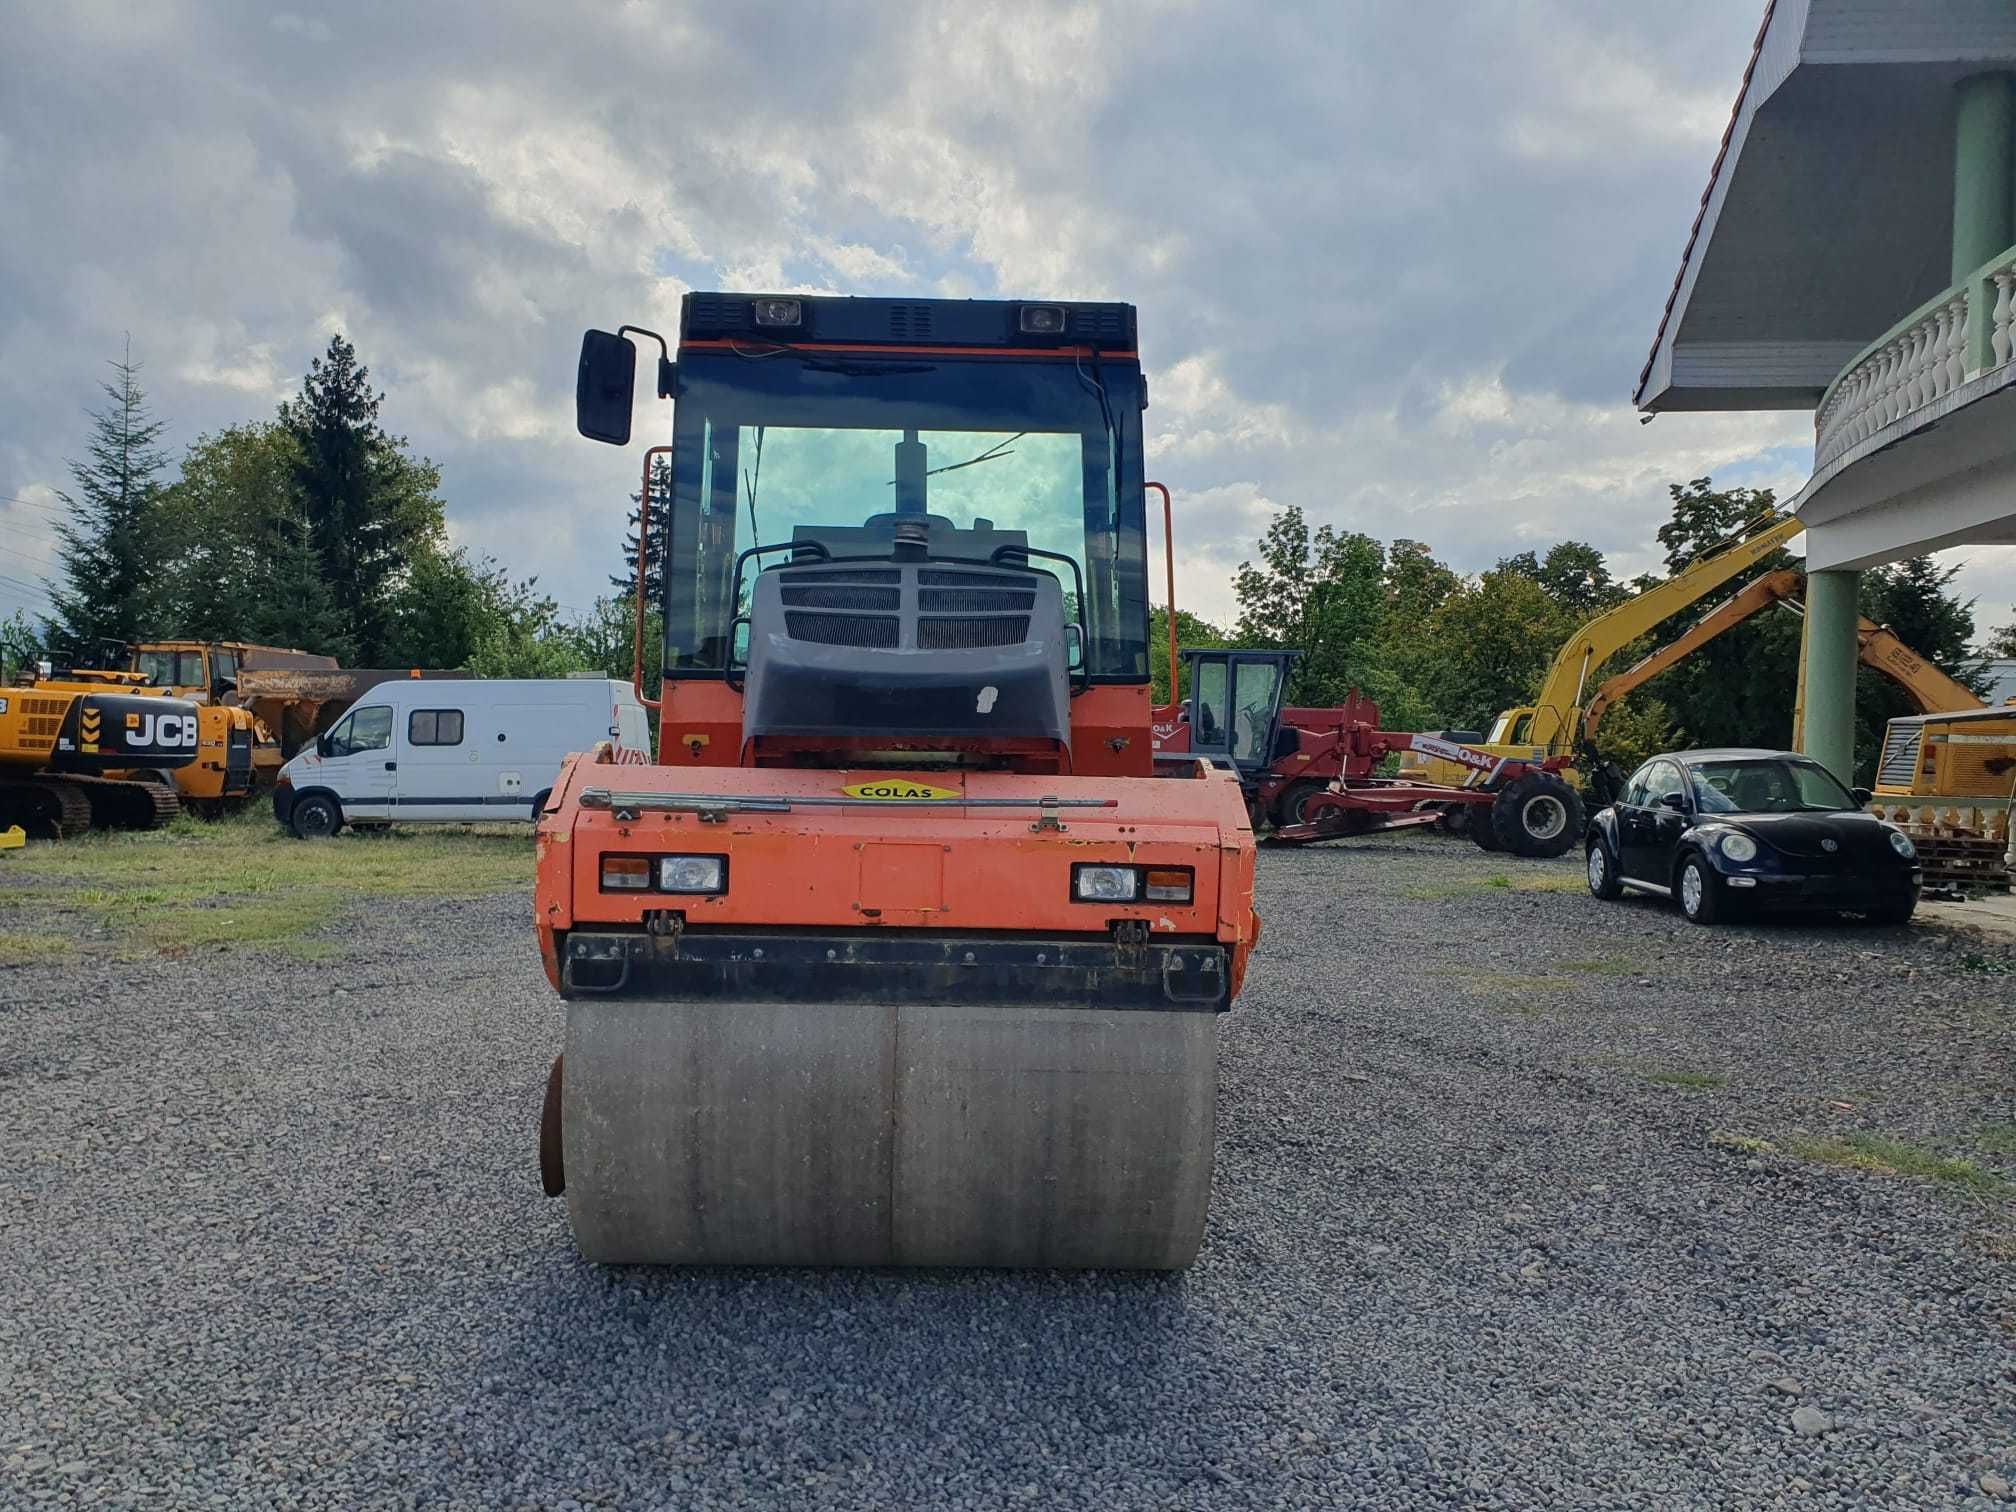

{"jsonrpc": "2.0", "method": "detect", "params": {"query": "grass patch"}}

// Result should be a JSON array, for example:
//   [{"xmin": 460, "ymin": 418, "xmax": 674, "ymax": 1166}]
[
  {"xmin": 1, "ymin": 811, "xmax": 530, "ymax": 955},
  {"xmin": 1974, "ymin": 1125, "xmax": 2016, "ymax": 1158},
  {"xmin": 0, "ymin": 931, "xmax": 74, "ymax": 967},
  {"xmin": 1642, "ymin": 1069, "xmax": 1726, "ymax": 1090},
  {"xmin": 1710, "ymin": 1131, "xmax": 1775, "ymax": 1154},
  {"xmin": 1404, "ymin": 870, "xmax": 1585, "ymax": 901},
  {"xmin": 1782, "ymin": 1132, "xmax": 2011, "ymax": 1196},
  {"xmin": 1958, "ymin": 952, "xmax": 2011, "ymax": 976}
]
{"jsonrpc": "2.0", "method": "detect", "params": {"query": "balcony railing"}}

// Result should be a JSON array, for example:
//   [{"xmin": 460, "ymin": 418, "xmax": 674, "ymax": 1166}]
[{"xmin": 1814, "ymin": 240, "xmax": 2016, "ymax": 471}]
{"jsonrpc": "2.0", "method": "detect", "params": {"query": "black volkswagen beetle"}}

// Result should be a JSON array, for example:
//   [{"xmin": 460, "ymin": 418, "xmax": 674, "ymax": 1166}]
[{"xmin": 1584, "ymin": 748, "xmax": 1921, "ymax": 925}]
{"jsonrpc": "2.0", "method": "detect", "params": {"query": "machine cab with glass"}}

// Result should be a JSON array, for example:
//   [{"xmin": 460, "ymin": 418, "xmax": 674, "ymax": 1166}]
[
  {"xmin": 1175, "ymin": 649, "xmax": 1296, "ymax": 775},
  {"xmin": 577, "ymin": 293, "xmax": 1153, "ymax": 775}
]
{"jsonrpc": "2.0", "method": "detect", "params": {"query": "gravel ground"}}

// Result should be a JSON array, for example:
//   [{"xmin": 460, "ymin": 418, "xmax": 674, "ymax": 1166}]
[{"xmin": 3, "ymin": 833, "xmax": 2014, "ymax": 1510}]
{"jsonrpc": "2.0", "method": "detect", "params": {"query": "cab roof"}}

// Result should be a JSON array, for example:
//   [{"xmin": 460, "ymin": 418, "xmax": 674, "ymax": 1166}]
[{"xmin": 679, "ymin": 292, "xmax": 1136, "ymax": 351}]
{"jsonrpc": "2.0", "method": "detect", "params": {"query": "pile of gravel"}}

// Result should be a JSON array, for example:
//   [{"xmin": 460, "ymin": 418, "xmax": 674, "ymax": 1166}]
[{"xmin": 2, "ymin": 840, "xmax": 2011, "ymax": 1508}]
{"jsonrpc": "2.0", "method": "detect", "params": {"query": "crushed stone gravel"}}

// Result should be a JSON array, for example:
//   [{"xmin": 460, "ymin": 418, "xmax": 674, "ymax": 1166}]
[{"xmin": 2, "ymin": 831, "xmax": 2013, "ymax": 1509}]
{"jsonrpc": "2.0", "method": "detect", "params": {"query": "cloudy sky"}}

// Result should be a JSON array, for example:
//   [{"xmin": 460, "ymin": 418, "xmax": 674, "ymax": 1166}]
[{"xmin": 3, "ymin": 0, "xmax": 2011, "ymax": 644}]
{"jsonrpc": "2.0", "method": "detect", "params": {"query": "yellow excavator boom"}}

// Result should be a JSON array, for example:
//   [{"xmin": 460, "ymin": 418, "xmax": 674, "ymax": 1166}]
[
  {"xmin": 1582, "ymin": 567, "xmax": 1985, "ymax": 742},
  {"xmin": 1496, "ymin": 511, "xmax": 1808, "ymax": 752}
]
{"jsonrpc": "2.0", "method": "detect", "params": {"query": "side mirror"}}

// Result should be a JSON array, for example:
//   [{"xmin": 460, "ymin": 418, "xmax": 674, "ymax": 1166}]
[
  {"xmin": 731, "ymin": 619, "xmax": 752, "ymax": 666},
  {"xmin": 1659, "ymin": 791, "xmax": 1689, "ymax": 812},
  {"xmin": 1851, "ymin": 786, "xmax": 1872, "ymax": 806},
  {"xmin": 316, "ymin": 735, "xmax": 333, "ymax": 759},
  {"xmin": 1063, "ymin": 624, "xmax": 1085, "ymax": 672},
  {"xmin": 576, "ymin": 329, "xmax": 636, "ymax": 445}
]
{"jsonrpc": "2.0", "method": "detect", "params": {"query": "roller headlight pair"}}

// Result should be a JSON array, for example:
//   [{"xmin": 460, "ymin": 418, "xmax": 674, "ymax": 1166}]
[
  {"xmin": 600, "ymin": 854, "xmax": 728, "ymax": 893},
  {"xmin": 1071, "ymin": 864, "xmax": 1194, "ymax": 904}
]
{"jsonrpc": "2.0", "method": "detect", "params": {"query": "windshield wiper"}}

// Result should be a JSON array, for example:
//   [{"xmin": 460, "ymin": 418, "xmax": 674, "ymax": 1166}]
[{"xmin": 887, "ymin": 432, "xmax": 1026, "ymax": 485}]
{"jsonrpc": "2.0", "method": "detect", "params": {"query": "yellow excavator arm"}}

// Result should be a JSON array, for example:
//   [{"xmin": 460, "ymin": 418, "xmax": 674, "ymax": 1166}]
[
  {"xmin": 1581, "ymin": 567, "xmax": 1985, "ymax": 742},
  {"xmin": 1492, "ymin": 512, "xmax": 1809, "ymax": 751}
]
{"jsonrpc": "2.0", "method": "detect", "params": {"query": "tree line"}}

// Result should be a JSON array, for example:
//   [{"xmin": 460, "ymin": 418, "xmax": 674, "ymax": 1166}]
[
  {"xmin": 2, "ymin": 340, "xmax": 651, "ymax": 695},
  {"xmin": 4, "ymin": 345, "xmax": 2001, "ymax": 784}
]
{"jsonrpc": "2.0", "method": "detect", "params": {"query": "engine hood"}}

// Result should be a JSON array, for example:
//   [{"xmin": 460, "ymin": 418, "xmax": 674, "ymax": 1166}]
[{"xmin": 1715, "ymin": 810, "xmax": 1894, "ymax": 861}]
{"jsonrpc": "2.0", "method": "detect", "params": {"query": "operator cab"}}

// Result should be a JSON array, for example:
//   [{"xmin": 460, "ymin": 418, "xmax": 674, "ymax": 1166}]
[
  {"xmin": 576, "ymin": 293, "xmax": 1152, "ymax": 772},
  {"xmin": 1175, "ymin": 649, "xmax": 1299, "ymax": 776}
]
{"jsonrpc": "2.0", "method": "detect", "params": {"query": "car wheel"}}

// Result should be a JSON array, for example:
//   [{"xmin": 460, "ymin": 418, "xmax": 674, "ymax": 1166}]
[
  {"xmin": 1586, "ymin": 841, "xmax": 1624, "ymax": 900},
  {"xmin": 290, "ymin": 794, "xmax": 342, "ymax": 840},
  {"xmin": 1677, "ymin": 855, "xmax": 1722, "ymax": 925},
  {"xmin": 1488, "ymin": 772, "xmax": 1586, "ymax": 858}
]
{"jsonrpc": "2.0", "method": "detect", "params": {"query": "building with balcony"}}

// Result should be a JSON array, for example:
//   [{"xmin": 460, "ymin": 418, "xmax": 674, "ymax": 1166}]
[{"xmin": 1636, "ymin": 0, "xmax": 2016, "ymax": 784}]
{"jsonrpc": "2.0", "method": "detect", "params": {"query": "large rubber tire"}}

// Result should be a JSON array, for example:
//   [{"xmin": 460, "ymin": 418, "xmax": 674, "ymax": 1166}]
[
  {"xmin": 290, "ymin": 794, "xmax": 343, "ymax": 840},
  {"xmin": 1488, "ymin": 773, "xmax": 1585, "ymax": 858},
  {"xmin": 1586, "ymin": 840, "xmax": 1624, "ymax": 900},
  {"xmin": 1677, "ymin": 854, "xmax": 1724, "ymax": 925},
  {"xmin": 1270, "ymin": 779, "xmax": 1328, "ymax": 830},
  {"xmin": 1469, "ymin": 811, "xmax": 1503, "ymax": 851}
]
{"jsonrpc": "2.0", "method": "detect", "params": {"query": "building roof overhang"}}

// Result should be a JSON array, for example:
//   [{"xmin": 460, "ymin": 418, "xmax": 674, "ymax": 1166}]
[{"xmin": 1635, "ymin": 0, "xmax": 2016, "ymax": 414}]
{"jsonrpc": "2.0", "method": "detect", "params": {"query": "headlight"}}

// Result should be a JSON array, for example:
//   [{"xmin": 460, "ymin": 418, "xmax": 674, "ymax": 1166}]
[
  {"xmin": 659, "ymin": 855, "xmax": 728, "ymax": 893},
  {"xmin": 1719, "ymin": 832, "xmax": 1759, "ymax": 863},
  {"xmin": 1888, "ymin": 829, "xmax": 1916, "ymax": 859},
  {"xmin": 1073, "ymin": 865, "xmax": 1139, "ymax": 902}
]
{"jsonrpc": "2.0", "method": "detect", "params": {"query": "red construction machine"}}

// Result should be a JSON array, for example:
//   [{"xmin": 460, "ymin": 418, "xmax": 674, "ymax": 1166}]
[
  {"xmin": 1152, "ymin": 646, "xmax": 1583, "ymax": 856},
  {"xmin": 535, "ymin": 293, "xmax": 1259, "ymax": 1270}
]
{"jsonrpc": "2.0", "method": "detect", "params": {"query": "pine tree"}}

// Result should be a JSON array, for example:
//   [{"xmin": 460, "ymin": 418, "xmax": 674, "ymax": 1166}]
[
  {"xmin": 280, "ymin": 334, "xmax": 442, "ymax": 662},
  {"xmin": 611, "ymin": 455, "xmax": 671, "ymax": 603},
  {"xmin": 47, "ymin": 345, "xmax": 169, "ymax": 653}
]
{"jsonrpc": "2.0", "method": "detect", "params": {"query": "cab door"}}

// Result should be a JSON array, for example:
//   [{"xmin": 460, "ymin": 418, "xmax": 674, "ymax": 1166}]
[
  {"xmin": 319, "ymin": 704, "xmax": 396, "ymax": 819},
  {"xmin": 1186, "ymin": 655, "xmax": 1234, "ymax": 767}
]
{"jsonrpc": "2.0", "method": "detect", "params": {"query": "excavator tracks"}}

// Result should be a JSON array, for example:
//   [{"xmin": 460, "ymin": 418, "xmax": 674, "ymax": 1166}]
[
  {"xmin": 0, "ymin": 775, "xmax": 179, "ymax": 838},
  {"xmin": 0, "ymin": 779, "xmax": 97, "ymax": 840}
]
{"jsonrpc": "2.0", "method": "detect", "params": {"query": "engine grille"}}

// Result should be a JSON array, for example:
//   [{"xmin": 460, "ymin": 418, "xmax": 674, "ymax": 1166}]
[
  {"xmin": 1877, "ymin": 724, "xmax": 1923, "ymax": 786},
  {"xmin": 785, "ymin": 613, "xmax": 901, "ymax": 649},
  {"xmin": 781, "ymin": 584, "xmax": 902, "ymax": 611},
  {"xmin": 917, "ymin": 617, "xmax": 1031, "ymax": 649}
]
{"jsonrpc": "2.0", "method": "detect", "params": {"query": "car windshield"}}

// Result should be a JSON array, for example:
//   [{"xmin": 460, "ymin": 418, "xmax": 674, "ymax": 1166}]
[
  {"xmin": 1691, "ymin": 758, "xmax": 1857, "ymax": 813},
  {"xmin": 661, "ymin": 351, "xmax": 1148, "ymax": 680}
]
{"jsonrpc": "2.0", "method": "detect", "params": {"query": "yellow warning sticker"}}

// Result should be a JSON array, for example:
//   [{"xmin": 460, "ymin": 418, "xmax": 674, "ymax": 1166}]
[{"xmin": 842, "ymin": 781, "xmax": 961, "ymax": 801}]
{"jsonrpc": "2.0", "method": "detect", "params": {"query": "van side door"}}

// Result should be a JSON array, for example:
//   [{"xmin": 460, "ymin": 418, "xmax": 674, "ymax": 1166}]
[{"xmin": 396, "ymin": 705, "xmax": 472, "ymax": 820}]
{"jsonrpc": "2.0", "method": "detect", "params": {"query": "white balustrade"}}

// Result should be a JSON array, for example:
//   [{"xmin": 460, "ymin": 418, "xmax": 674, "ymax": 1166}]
[{"xmin": 1815, "ymin": 245, "xmax": 2016, "ymax": 471}]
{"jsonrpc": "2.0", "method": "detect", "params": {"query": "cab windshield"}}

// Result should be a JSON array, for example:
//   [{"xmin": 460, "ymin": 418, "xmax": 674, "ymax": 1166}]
[
  {"xmin": 1691, "ymin": 758, "xmax": 1857, "ymax": 814},
  {"xmin": 661, "ymin": 352, "xmax": 1149, "ymax": 679},
  {"xmin": 135, "ymin": 649, "xmax": 205, "ymax": 687}
]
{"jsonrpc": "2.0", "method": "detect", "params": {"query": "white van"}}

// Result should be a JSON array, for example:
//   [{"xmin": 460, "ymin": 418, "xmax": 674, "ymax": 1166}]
[{"xmin": 272, "ymin": 677, "xmax": 649, "ymax": 838}]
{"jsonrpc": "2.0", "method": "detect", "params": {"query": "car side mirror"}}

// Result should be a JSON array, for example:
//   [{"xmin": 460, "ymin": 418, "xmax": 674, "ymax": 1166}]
[
  {"xmin": 1064, "ymin": 623, "xmax": 1085, "ymax": 672},
  {"xmin": 576, "ymin": 329, "xmax": 636, "ymax": 445},
  {"xmin": 1659, "ymin": 792, "xmax": 1689, "ymax": 812},
  {"xmin": 1851, "ymin": 786, "xmax": 1872, "ymax": 806},
  {"xmin": 316, "ymin": 735, "xmax": 333, "ymax": 758}
]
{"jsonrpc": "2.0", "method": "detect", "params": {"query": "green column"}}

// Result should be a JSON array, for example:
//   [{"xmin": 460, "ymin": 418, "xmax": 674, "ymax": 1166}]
[
  {"xmin": 1953, "ymin": 73, "xmax": 2014, "ymax": 284},
  {"xmin": 1799, "ymin": 569, "xmax": 1859, "ymax": 784}
]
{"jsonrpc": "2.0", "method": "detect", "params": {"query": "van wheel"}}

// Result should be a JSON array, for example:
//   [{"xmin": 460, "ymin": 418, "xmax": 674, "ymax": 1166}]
[{"xmin": 290, "ymin": 795, "xmax": 342, "ymax": 840}]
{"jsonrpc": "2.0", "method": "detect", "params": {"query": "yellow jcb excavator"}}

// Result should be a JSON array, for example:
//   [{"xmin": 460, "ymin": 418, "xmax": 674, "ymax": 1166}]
[{"xmin": 1, "ymin": 667, "xmax": 202, "ymax": 837}]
